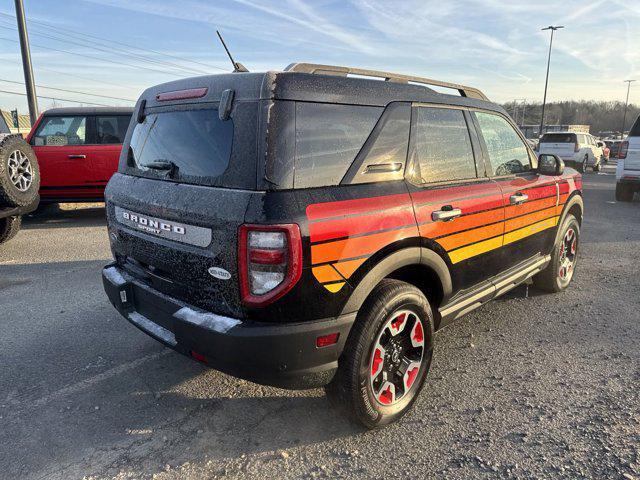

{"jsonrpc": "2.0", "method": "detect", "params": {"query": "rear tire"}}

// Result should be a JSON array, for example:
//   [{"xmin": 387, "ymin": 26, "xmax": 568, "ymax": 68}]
[
  {"xmin": 0, "ymin": 215, "xmax": 21, "ymax": 244},
  {"xmin": 325, "ymin": 279, "xmax": 434, "ymax": 429},
  {"xmin": 0, "ymin": 135, "xmax": 40, "ymax": 208},
  {"xmin": 615, "ymin": 183, "xmax": 634, "ymax": 202},
  {"xmin": 533, "ymin": 214, "xmax": 580, "ymax": 293},
  {"xmin": 579, "ymin": 154, "xmax": 589, "ymax": 173}
]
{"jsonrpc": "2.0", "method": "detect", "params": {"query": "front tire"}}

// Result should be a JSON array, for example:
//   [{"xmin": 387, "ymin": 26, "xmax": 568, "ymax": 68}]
[
  {"xmin": 325, "ymin": 279, "xmax": 434, "ymax": 429},
  {"xmin": 533, "ymin": 214, "xmax": 580, "ymax": 293},
  {"xmin": 0, "ymin": 215, "xmax": 21, "ymax": 244}
]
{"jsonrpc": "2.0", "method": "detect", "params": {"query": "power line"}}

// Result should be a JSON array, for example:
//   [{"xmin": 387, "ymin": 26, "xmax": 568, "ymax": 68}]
[
  {"xmin": 0, "ymin": 21, "xmax": 210, "ymax": 77},
  {"xmin": 0, "ymin": 12, "xmax": 228, "ymax": 74},
  {"xmin": 0, "ymin": 88, "xmax": 110, "ymax": 106},
  {"xmin": 0, "ymin": 77, "xmax": 135, "ymax": 102},
  {"xmin": 0, "ymin": 35, "xmax": 189, "ymax": 78}
]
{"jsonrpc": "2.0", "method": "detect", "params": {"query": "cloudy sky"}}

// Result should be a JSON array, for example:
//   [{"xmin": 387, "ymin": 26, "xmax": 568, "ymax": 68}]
[{"xmin": 0, "ymin": 0, "xmax": 638, "ymax": 114}]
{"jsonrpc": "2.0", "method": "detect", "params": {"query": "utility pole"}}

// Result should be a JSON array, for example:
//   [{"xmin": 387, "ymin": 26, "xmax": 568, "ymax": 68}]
[
  {"xmin": 621, "ymin": 79, "xmax": 636, "ymax": 139},
  {"xmin": 539, "ymin": 25, "xmax": 564, "ymax": 138},
  {"xmin": 14, "ymin": 0, "xmax": 38, "ymax": 125}
]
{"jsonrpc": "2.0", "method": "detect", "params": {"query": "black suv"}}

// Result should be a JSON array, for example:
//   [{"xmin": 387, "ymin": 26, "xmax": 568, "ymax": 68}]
[{"xmin": 102, "ymin": 64, "xmax": 583, "ymax": 428}]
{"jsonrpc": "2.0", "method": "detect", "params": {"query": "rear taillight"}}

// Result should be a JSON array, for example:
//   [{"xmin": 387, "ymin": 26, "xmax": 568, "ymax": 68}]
[
  {"xmin": 238, "ymin": 224, "xmax": 302, "ymax": 307},
  {"xmin": 574, "ymin": 142, "xmax": 579, "ymax": 152},
  {"xmin": 619, "ymin": 141, "xmax": 629, "ymax": 159}
]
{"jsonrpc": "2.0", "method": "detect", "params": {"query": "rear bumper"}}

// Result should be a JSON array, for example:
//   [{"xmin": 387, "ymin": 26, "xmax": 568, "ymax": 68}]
[{"xmin": 102, "ymin": 263, "xmax": 355, "ymax": 389}]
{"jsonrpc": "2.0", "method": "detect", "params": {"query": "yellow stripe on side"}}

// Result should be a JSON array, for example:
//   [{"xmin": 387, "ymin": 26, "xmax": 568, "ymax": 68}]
[
  {"xmin": 324, "ymin": 282, "xmax": 345, "ymax": 293},
  {"xmin": 448, "ymin": 236, "xmax": 503, "ymax": 264},
  {"xmin": 503, "ymin": 216, "xmax": 558, "ymax": 245}
]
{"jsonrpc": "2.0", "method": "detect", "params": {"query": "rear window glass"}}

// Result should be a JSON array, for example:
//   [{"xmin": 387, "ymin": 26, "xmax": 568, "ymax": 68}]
[
  {"xmin": 540, "ymin": 133, "xmax": 576, "ymax": 143},
  {"xmin": 127, "ymin": 108, "xmax": 233, "ymax": 183},
  {"xmin": 294, "ymin": 103, "xmax": 382, "ymax": 189},
  {"xmin": 629, "ymin": 115, "xmax": 640, "ymax": 137},
  {"xmin": 32, "ymin": 116, "xmax": 87, "ymax": 146}
]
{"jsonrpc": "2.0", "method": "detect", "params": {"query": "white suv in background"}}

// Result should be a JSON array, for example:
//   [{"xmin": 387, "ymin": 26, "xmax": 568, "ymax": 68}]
[
  {"xmin": 616, "ymin": 115, "xmax": 640, "ymax": 202},
  {"xmin": 538, "ymin": 132, "xmax": 604, "ymax": 173}
]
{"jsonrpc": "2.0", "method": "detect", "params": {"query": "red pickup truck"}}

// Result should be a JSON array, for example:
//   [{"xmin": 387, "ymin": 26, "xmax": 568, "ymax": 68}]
[{"xmin": 27, "ymin": 107, "xmax": 133, "ymax": 203}]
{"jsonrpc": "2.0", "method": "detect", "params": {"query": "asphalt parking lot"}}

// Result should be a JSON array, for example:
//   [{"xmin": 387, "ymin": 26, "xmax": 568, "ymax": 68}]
[{"xmin": 1, "ymin": 163, "xmax": 638, "ymax": 480}]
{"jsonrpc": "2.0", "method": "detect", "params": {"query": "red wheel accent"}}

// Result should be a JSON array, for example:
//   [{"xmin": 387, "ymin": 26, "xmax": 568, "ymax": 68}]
[
  {"xmin": 379, "ymin": 384, "xmax": 395, "ymax": 405},
  {"xmin": 390, "ymin": 312, "xmax": 406, "ymax": 333},
  {"xmin": 405, "ymin": 366, "xmax": 419, "ymax": 389},
  {"xmin": 412, "ymin": 321, "xmax": 424, "ymax": 345},
  {"xmin": 371, "ymin": 347, "xmax": 384, "ymax": 378}
]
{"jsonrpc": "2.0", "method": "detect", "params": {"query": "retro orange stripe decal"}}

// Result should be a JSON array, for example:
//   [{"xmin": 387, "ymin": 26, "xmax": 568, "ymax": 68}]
[
  {"xmin": 311, "ymin": 226, "xmax": 417, "ymax": 265},
  {"xmin": 309, "ymin": 205, "xmax": 415, "ymax": 244},
  {"xmin": 419, "ymin": 207, "xmax": 504, "ymax": 238},
  {"xmin": 306, "ymin": 193, "xmax": 412, "ymax": 222},
  {"xmin": 436, "ymin": 222, "xmax": 504, "ymax": 251},
  {"xmin": 312, "ymin": 265, "xmax": 344, "ymax": 283}
]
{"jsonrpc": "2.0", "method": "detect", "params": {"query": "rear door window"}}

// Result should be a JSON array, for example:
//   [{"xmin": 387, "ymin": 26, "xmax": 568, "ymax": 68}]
[
  {"xmin": 474, "ymin": 111, "xmax": 531, "ymax": 176},
  {"xmin": 126, "ymin": 107, "xmax": 233, "ymax": 184},
  {"xmin": 294, "ymin": 103, "xmax": 382, "ymax": 189},
  {"xmin": 96, "ymin": 115, "xmax": 130, "ymax": 144},
  {"xmin": 412, "ymin": 107, "xmax": 477, "ymax": 183},
  {"xmin": 32, "ymin": 116, "xmax": 87, "ymax": 146}
]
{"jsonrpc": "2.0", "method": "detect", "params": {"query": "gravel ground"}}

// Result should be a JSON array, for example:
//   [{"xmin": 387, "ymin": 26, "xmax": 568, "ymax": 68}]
[{"xmin": 0, "ymin": 164, "xmax": 638, "ymax": 480}]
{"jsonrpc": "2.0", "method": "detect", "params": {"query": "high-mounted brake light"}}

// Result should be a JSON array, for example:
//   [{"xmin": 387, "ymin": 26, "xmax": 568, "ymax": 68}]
[
  {"xmin": 619, "ymin": 141, "xmax": 629, "ymax": 159},
  {"xmin": 238, "ymin": 224, "xmax": 302, "ymax": 308},
  {"xmin": 156, "ymin": 87, "xmax": 208, "ymax": 102}
]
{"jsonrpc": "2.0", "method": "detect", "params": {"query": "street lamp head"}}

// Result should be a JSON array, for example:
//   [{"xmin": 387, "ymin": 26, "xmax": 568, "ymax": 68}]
[{"xmin": 541, "ymin": 25, "xmax": 564, "ymax": 31}]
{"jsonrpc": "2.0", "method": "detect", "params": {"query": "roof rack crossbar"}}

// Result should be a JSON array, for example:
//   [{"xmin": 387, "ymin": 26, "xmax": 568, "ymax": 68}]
[{"xmin": 284, "ymin": 63, "xmax": 488, "ymax": 101}]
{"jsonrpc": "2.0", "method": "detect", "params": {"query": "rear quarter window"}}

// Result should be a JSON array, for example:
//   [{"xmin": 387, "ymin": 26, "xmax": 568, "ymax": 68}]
[
  {"xmin": 293, "ymin": 103, "xmax": 382, "ymax": 189},
  {"xmin": 540, "ymin": 133, "xmax": 576, "ymax": 143}
]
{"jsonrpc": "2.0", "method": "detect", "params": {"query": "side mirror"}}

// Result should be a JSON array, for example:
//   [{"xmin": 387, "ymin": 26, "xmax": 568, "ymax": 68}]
[
  {"xmin": 538, "ymin": 154, "xmax": 564, "ymax": 176},
  {"xmin": 596, "ymin": 141, "xmax": 604, "ymax": 147}
]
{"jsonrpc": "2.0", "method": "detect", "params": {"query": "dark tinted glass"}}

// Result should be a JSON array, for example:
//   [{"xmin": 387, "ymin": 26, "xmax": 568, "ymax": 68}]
[
  {"xmin": 32, "ymin": 116, "xmax": 87, "ymax": 146},
  {"xmin": 96, "ymin": 115, "xmax": 130, "ymax": 144},
  {"xmin": 413, "ymin": 107, "xmax": 476, "ymax": 183},
  {"xmin": 350, "ymin": 103, "xmax": 410, "ymax": 184},
  {"xmin": 475, "ymin": 112, "xmax": 531, "ymax": 176},
  {"xmin": 294, "ymin": 103, "xmax": 382, "ymax": 188},
  {"xmin": 127, "ymin": 108, "xmax": 233, "ymax": 183},
  {"xmin": 629, "ymin": 115, "xmax": 640, "ymax": 137},
  {"xmin": 541, "ymin": 133, "xmax": 576, "ymax": 143}
]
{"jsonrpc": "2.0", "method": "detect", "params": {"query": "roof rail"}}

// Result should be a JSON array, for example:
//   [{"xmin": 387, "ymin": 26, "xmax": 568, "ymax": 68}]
[{"xmin": 284, "ymin": 63, "xmax": 488, "ymax": 101}]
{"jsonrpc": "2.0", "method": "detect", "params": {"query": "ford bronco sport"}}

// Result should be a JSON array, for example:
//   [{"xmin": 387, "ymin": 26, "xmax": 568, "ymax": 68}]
[{"xmin": 102, "ymin": 64, "xmax": 583, "ymax": 428}]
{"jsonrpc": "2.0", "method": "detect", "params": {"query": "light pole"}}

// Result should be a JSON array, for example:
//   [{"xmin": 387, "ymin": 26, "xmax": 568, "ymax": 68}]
[
  {"xmin": 621, "ymin": 79, "xmax": 636, "ymax": 139},
  {"xmin": 14, "ymin": 0, "xmax": 38, "ymax": 125},
  {"xmin": 539, "ymin": 25, "xmax": 564, "ymax": 138}
]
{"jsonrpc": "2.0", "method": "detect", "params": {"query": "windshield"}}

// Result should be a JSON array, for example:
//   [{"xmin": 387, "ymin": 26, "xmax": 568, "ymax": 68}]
[
  {"xmin": 126, "ymin": 108, "xmax": 233, "ymax": 184},
  {"xmin": 540, "ymin": 133, "xmax": 576, "ymax": 143}
]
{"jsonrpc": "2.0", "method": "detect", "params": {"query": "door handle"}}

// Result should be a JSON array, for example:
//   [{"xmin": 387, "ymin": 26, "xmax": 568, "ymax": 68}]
[
  {"xmin": 509, "ymin": 192, "xmax": 528, "ymax": 205},
  {"xmin": 67, "ymin": 154, "xmax": 86, "ymax": 159},
  {"xmin": 364, "ymin": 162, "xmax": 403, "ymax": 173},
  {"xmin": 431, "ymin": 206, "xmax": 462, "ymax": 222}
]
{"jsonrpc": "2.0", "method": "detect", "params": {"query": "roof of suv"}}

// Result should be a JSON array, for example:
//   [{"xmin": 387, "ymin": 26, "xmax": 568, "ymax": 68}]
[
  {"xmin": 43, "ymin": 107, "xmax": 134, "ymax": 116},
  {"xmin": 139, "ymin": 63, "xmax": 503, "ymax": 114}
]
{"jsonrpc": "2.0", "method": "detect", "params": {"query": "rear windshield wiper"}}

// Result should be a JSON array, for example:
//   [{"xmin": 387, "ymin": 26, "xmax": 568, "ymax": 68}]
[{"xmin": 143, "ymin": 159, "xmax": 176, "ymax": 171}]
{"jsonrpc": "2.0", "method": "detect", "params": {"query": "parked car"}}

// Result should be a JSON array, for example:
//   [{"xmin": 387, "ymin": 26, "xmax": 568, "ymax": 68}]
[
  {"xmin": 615, "ymin": 115, "xmax": 640, "ymax": 201},
  {"xmin": 0, "ymin": 133, "xmax": 39, "ymax": 245},
  {"xmin": 539, "ymin": 132, "xmax": 603, "ymax": 172},
  {"xmin": 26, "ymin": 107, "xmax": 133, "ymax": 204},
  {"xmin": 102, "ymin": 64, "xmax": 583, "ymax": 428}
]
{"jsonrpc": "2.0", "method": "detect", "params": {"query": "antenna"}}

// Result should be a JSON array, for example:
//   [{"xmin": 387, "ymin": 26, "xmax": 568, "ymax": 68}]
[{"xmin": 216, "ymin": 30, "xmax": 248, "ymax": 73}]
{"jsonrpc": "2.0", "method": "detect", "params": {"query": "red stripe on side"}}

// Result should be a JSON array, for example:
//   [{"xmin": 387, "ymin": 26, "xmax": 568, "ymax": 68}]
[
  {"xmin": 306, "ymin": 193, "xmax": 412, "ymax": 222},
  {"xmin": 309, "ymin": 205, "xmax": 416, "ymax": 243}
]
